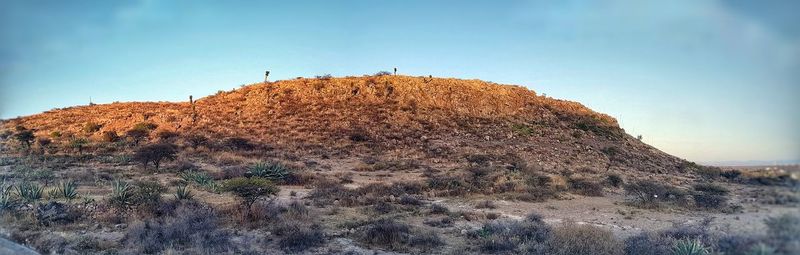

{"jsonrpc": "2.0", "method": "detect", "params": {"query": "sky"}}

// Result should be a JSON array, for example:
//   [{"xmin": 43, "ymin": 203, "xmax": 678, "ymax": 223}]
[{"xmin": 0, "ymin": 0, "xmax": 798, "ymax": 164}]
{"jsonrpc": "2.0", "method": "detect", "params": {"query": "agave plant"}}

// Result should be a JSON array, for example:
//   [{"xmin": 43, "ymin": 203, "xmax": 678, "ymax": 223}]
[
  {"xmin": 0, "ymin": 180, "xmax": 15, "ymax": 211},
  {"xmin": 16, "ymin": 181, "xmax": 43, "ymax": 203},
  {"xmin": 247, "ymin": 161, "xmax": 290, "ymax": 181},
  {"xmin": 673, "ymin": 239, "xmax": 709, "ymax": 255},
  {"xmin": 180, "ymin": 170, "xmax": 215, "ymax": 186},
  {"xmin": 58, "ymin": 180, "xmax": 78, "ymax": 201},
  {"xmin": 174, "ymin": 184, "xmax": 193, "ymax": 200},
  {"xmin": 108, "ymin": 180, "xmax": 134, "ymax": 208}
]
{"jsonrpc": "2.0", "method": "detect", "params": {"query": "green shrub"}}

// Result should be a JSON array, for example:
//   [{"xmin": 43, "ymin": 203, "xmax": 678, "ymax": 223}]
[
  {"xmin": 133, "ymin": 181, "xmax": 166, "ymax": 208},
  {"xmin": 109, "ymin": 180, "xmax": 134, "ymax": 209},
  {"xmin": 222, "ymin": 177, "xmax": 279, "ymax": 209},
  {"xmin": 0, "ymin": 181, "xmax": 15, "ymax": 211},
  {"xmin": 174, "ymin": 184, "xmax": 192, "ymax": 200},
  {"xmin": 672, "ymin": 239, "xmax": 709, "ymax": 255},
  {"xmin": 16, "ymin": 181, "xmax": 43, "ymax": 203},
  {"xmin": 247, "ymin": 161, "xmax": 291, "ymax": 181},
  {"xmin": 57, "ymin": 180, "xmax": 78, "ymax": 201},
  {"xmin": 180, "ymin": 170, "xmax": 216, "ymax": 188}
]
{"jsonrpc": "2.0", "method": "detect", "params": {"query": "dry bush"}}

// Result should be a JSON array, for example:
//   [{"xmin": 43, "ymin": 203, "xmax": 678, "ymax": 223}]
[
  {"xmin": 123, "ymin": 202, "xmax": 231, "ymax": 254},
  {"xmin": 358, "ymin": 218, "xmax": 442, "ymax": 252},
  {"xmin": 543, "ymin": 223, "xmax": 623, "ymax": 255},
  {"xmin": 569, "ymin": 178, "xmax": 604, "ymax": 197},
  {"xmin": 468, "ymin": 216, "xmax": 551, "ymax": 253},
  {"xmin": 624, "ymin": 232, "xmax": 676, "ymax": 255},
  {"xmin": 764, "ymin": 214, "xmax": 800, "ymax": 255},
  {"xmin": 692, "ymin": 183, "xmax": 729, "ymax": 209},
  {"xmin": 624, "ymin": 180, "xmax": 689, "ymax": 208},
  {"xmin": 475, "ymin": 200, "xmax": 496, "ymax": 209}
]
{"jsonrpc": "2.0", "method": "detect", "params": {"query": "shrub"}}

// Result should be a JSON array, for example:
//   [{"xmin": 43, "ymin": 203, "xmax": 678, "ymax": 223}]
[
  {"xmin": 133, "ymin": 122, "xmax": 158, "ymax": 131},
  {"xmin": 14, "ymin": 129, "xmax": 35, "ymax": 149},
  {"xmin": 16, "ymin": 181, "xmax": 43, "ymax": 203},
  {"xmin": 473, "ymin": 219, "xmax": 552, "ymax": 253},
  {"xmin": 375, "ymin": 71, "xmax": 392, "ymax": 76},
  {"xmin": 692, "ymin": 183, "xmax": 729, "ymax": 209},
  {"xmin": 520, "ymin": 174, "xmax": 558, "ymax": 202},
  {"xmin": 246, "ymin": 161, "xmax": 291, "ymax": 182},
  {"xmin": 126, "ymin": 128, "xmax": 150, "ymax": 145},
  {"xmin": 624, "ymin": 180, "xmax": 688, "ymax": 207},
  {"xmin": 133, "ymin": 181, "xmax": 167, "ymax": 209},
  {"xmin": 1, "ymin": 181, "xmax": 16, "ymax": 211},
  {"xmin": 222, "ymin": 177, "xmax": 279, "ymax": 209},
  {"xmin": 278, "ymin": 226, "xmax": 325, "ymax": 252},
  {"xmin": 68, "ymin": 138, "xmax": 89, "ymax": 154},
  {"xmin": 399, "ymin": 194, "xmax": 423, "ymax": 206},
  {"xmin": 543, "ymin": 223, "xmax": 623, "ymax": 255},
  {"xmin": 109, "ymin": 180, "xmax": 134, "ymax": 209},
  {"xmin": 83, "ymin": 122, "xmax": 102, "ymax": 133},
  {"xmin": 174, "ymin": 184, "xmax": 192, "ymax": 200},
  {"xmin": 133, "ymin": 143, "xmax": 177, "ymax": 170},
  {"xmin": 764, "ymin": 214, "xmax": 800, "ymax": 254},
  {"xmin": 185, "ymin": 134, "xmax": 209, "ymax": 149},
  {"xmin": 714, "ymin": 235, "xmax": 761, "ymax": 255},
  {"xmin": 624, "ymin": 232, "xmax": 675, "ymax": 255},
  {"xmin": 570, "ymin": 178, "xmax": 604, "ymax": 196},
  {"xmin": 101, "ymin": 131, "xmax": 120, "ymax": 142},
  {"xmin": 672, "ymin": 239, "xmax": 709, "ymax": 255},
  {"xmin": 429, "ymin": 203, "xmax": 449, "ymax": 214},
  {"xmin": 424, "ymin": 217, "xmax": 454, "ymax": 228},
  {"xmin": 476, "ymin": 200, "xmax": 496, "ymax": 209},
  {"xmin": 720, "ymin": 170, "xmax": 741, "ymax": 180},
  {"xmin": 359, "ymin": 219, "xmax": 412, "ymax": 251},
  {"xmin": 180, "ymin": 170, "xmax": 216, "ymax": 189},
  {"xmin": 123, "ymin": 202, "xmax": 231, "ymax": 254},
  {"xmin": 56, "ymin": 180, "xmax": 78, "ymax": 201},
  {"xmin": 156, "ymin": 130, "xmax": 179, "ymax": 141},
  {"xmin": 223, "ymin": 137, "xmax": 254, "ymax": 151},
  {"xmin": 607, "ymin": 174, "xmax": 623, "ymax": 188}
]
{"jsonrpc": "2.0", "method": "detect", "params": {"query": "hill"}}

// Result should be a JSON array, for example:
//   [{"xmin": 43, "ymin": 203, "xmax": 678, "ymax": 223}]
[{"xmin": 2, "ymin": 74, "xmax": 683, "ymax": 174}]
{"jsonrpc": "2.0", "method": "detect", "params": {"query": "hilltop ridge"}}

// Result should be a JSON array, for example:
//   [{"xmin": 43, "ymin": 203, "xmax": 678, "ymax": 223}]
[{"xmin": 1, "ymin": 75, "xmax": 683, "ymax": 173}]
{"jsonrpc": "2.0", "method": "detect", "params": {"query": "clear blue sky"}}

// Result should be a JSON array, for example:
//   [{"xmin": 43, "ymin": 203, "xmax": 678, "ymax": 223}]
[{"xmin": 1, "ymin": 0, "xmax": 798, "ymax": 163}]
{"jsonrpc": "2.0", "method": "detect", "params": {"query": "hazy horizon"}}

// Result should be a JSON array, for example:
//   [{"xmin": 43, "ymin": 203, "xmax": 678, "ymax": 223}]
[{"xmin": 1, "ymin": 0, "xmax": 798, "ymax": 163}]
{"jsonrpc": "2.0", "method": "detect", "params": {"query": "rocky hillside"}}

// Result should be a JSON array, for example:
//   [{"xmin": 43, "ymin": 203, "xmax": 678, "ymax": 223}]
[{"xmin": 1, "ymin": 75, "xmax": 685, "ymax": 173}]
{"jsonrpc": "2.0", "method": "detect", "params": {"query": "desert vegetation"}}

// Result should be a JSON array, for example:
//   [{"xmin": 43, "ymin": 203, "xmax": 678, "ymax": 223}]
[{"xmin": 0, "ymin": 75, "xmax": 797, "ymax": 254}]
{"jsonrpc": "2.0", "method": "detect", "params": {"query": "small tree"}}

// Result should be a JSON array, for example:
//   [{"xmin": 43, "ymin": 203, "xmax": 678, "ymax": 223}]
[
  {"xmin": 222, "ymin": 177, "xmax": 279, "ymax": 212},
  {"xmin": 126, "ymin": 128, "xmax": 150, "ymax": 145},
  {"xmin": 133, "ymin": 143, "xmax": 177, "ymax": 171},
  {"xmin": 14, "ymin": 129, "xmax": 35, "ymax": 149}
]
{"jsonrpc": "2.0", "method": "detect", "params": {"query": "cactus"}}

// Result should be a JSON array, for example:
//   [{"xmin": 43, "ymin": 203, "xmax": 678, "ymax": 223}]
[
  {"xmin": 174, "ymin": 184, "xmax": 193, "ymax": 200},
  {"xmin": 247, "ymin": 161, "xmax": 291, "ymax": 181},
  {"xmin": 16, "ymin": 181, "xmax": 43, "ymax": 203},
  {"xmin": 672, "ymin": 239, "xmax": 709, "ymax": 255}
]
